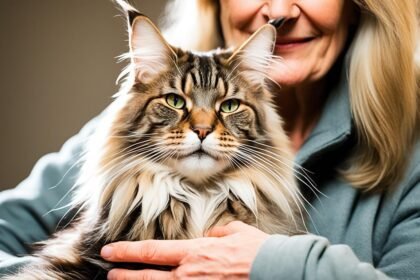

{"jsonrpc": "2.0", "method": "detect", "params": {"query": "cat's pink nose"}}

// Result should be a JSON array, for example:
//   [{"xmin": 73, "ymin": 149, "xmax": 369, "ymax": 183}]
[{"xmin": 192, "ymin": 125, "xmax": 213, "ymax": 141}]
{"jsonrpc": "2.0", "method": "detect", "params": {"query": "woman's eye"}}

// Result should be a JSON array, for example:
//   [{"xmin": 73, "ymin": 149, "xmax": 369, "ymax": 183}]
[
  {"xmin": 165, "ymin": 94, "xmax": 185, "ymax": 109},
  {"xmin": 220, "ymin": 99, "xmax": 240, "ymax": 113}
]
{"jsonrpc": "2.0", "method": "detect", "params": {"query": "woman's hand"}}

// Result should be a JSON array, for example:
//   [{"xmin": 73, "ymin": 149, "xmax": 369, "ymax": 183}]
[{"xmin": 101, "ymin": 221, "xmax": 270, "ymax": 280}]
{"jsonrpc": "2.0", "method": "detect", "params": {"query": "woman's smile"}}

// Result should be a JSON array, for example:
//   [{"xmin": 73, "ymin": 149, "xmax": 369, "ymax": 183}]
[{"xmin": 274, "ymin": 36, "xmax": 316, "ymax": 52}]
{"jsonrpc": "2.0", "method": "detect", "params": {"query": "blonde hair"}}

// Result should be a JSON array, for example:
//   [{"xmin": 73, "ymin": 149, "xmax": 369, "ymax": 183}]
[
  {"xmin": 342, "ymin": 0, "xmax": 419, "ymax": 191},
  {"xmin": 161, "ymin": 0, "xmax": 419, "ymax": 192},
  {"xmin": 161, "ymin": 0, "xmax": 222, "ymax": 51}
]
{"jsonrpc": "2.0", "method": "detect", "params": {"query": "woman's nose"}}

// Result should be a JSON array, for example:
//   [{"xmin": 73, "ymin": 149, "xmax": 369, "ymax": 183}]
[{"xmin": 261, "ymin": 0, "xmax": 300, "ymax": 22}]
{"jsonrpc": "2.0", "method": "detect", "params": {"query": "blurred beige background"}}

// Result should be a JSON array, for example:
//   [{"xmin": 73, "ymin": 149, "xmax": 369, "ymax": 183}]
[{"xmin": 0, "ymin": 0, "xmax": 168, "ymax": 190}]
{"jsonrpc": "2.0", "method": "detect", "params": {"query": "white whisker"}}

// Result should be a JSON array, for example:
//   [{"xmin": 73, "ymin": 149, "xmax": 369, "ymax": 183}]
[
  {"xmin": 236, "ymin": 146, "xmax": 318, "ymax": 225},
  {"xmin": 240, "ymin": 143, "xmax": 323, "ymax": 200},
  {"xmin": 233, "ymin": 150, "xmax": 307, "ymax": 232},
  {"xmin": 241, "ymin": 140, "xmax": 324, "ymax": 199}
]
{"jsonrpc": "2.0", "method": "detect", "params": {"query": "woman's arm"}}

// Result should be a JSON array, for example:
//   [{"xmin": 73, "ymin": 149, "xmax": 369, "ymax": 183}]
[
  {"xmin": 0, "ymin": 113, "xmax": 101, "ymax": 276},
  {"xmin": 252, "ymin": 179, "xmax": 420, "ymax": 280},
  {"xmin": 251, "ymin": 234, "xmax": 388, "ymax": 280}
]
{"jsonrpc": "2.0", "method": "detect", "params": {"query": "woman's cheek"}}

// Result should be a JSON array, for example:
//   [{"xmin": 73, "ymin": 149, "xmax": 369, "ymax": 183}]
[
  {"xmin": 302, "ymin": 0, "xmax": 344, "ymax": 32},
  {"xmin": 220, "ymin": 0, "xmax": 267, "ymax": 46}
]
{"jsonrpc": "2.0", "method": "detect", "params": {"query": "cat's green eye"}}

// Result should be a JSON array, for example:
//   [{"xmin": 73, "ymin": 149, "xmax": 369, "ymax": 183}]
[
  {"xmin": 166, "ymin": 94, "xmax": 185, "ymax": 109},
  {"xmin": 220, "ymin": 99, "xmax": 240, "ymax": 113}
]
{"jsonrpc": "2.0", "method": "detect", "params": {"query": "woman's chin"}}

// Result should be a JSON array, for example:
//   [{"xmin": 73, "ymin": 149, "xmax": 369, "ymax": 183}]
[{"xmin": 268, "ymin": 61, "xmax": 316, "ymax": 87}]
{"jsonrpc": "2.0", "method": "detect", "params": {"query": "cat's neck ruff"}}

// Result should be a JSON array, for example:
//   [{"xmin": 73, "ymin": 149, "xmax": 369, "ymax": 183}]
[
  {"xmin": 100, "ymin": 156, "xmax": 299, "ymax": 239},
  {"xmin": 110, "ymin": 162, "xmax": 257, "ymax": 237}
]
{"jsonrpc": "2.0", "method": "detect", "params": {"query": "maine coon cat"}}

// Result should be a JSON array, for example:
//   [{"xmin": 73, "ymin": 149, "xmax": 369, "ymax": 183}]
[{"xmin": 3, "ymin": 3, "xmax": 305, "ymax": 280}]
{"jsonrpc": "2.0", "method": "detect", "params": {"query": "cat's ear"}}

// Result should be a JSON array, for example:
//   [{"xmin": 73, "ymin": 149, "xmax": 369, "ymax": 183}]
[
  {"xmin": 228, "ymin": 24, "xmax": 277, "ymax": 84},
  {"xmin": 129, "ymin": 16, "xmax": 176, "ymax": 83},
  {"xmin": 115, "ymin": 1, "xmax": 176, "ymax": 83}
]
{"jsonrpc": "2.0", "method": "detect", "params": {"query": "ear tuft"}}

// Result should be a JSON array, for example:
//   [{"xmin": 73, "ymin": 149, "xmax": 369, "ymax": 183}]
[
  {"xmin": 114, "ymin": 0, "xmax": 142, "ymax": 25},
  {"xmin": 228, "ymin": 24, "xmax": 277, "ymax": 85}
]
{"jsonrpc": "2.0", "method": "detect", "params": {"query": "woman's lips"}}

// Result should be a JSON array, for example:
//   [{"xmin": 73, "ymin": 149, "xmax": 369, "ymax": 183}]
[{"xmin": 275, "ymin": 37, "xmax": 315, "ymax": 51}]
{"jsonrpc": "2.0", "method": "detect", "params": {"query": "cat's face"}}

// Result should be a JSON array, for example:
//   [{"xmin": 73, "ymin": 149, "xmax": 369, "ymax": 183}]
[{"xmin": 110, "ymin": 16, "xmax": 280, "ymax": 183}]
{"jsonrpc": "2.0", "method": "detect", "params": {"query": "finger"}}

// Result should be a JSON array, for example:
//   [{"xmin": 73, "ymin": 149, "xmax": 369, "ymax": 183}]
[
  {"xmin": 206, "ymin": 221, "xmax": 249, "ymax": 237},
  {"xmin": 101, "ymin": 239, "xmax": 191, "ymax": 265},
  {"xmin": 107, "ymin": 268, "xmax": 173, "ymax": 280}
]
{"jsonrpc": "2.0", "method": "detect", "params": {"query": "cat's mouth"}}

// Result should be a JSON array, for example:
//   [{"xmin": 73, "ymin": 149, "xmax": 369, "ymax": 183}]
[
  {"xmin": 189, "ymin": 148, "xmax": 214, "ymax": 158},
  {"xmin": 177, "ymin": 146, "xmax": 218, "ymax": 160},
  {"xmin": 176, "ymin": 148, "xmax": 205, "ymax": 158},
  {"xmin": 173, "ymin": 146, "xmax": 227, "ymax": 182}
]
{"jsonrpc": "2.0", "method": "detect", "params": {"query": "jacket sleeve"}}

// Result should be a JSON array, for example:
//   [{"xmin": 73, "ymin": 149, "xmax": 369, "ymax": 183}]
[
  {"xmin": 250, "ymin": 235, "xmax": 389, "ymax": 280},
  {"xmin": 250, "ymin": 180, "xmax": 420, "ymax": 280},
  {"xmin": 0, "ymin": 113, "xmax": 101, "ymax": 276}
]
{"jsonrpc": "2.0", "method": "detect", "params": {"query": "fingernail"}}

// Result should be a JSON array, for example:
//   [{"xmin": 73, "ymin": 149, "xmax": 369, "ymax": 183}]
[
  {"xmin": 107, "ymin": 270, "xmax": 116, "ymax": 280},
  {"xmin": 101, "ymin": 245, "xmax": 114, "ymax": 258}
]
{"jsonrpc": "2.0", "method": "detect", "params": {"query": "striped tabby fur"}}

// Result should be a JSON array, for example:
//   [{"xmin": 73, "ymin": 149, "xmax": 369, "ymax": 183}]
[{"xmin": 3, "ymin": 3, "xmax": 305, "ymax": 280}]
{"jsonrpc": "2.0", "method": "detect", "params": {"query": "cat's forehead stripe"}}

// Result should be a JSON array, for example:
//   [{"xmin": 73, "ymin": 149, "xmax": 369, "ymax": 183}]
[
  {"xmin": 168, "ymin": 78, "xmax": 176, "ymax": 90},
  {"xmin": 180, "ymin": 54, "xmax": 222, "ymax": 91},
  {"xmin": 209, "ymin": 60, "xmax": 220, "ymax": 90},
  {"xmin": 197, "ymin": 57, "xmax": 206, "ymax": 88},
  {"xmin": 200, "ymin": 56, "xmax": 214, "ymax": 89}
]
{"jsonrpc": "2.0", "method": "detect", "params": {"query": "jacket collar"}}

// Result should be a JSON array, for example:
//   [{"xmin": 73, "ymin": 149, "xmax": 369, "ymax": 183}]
[{"xmin": 295, "ymin": 60, "xmax": 354, "ymax": 169}]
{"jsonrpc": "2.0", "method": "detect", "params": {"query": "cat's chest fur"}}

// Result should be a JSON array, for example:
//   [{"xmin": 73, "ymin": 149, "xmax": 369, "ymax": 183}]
[{"xmin": 104, "ymin": 164, "xmax": 258, "ymax": 240}]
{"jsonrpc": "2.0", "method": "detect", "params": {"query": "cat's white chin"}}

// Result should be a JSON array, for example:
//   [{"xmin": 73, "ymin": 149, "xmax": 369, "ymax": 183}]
[{"xmin": 175, "ymin": 153, "xmax": 226, "ymax": 183}]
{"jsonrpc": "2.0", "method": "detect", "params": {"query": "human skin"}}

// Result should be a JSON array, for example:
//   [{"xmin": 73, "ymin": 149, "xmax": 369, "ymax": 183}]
[
  {"xmin": 102, "ymin": 0, "xmax": 357, "ymax": 279},
  {"xmin": 102, "ymin": 221, "xmax": 268, "ymax": 279}
]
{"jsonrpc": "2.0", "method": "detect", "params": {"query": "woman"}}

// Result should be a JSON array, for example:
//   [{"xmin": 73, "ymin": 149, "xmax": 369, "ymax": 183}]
[
  {"xmin": 0, "ymin": 0, "xmax": 418, "ymax": 279},
  {"xmin": 98, "ymin": 0, "xmax": 420, "ymax": 279}
]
